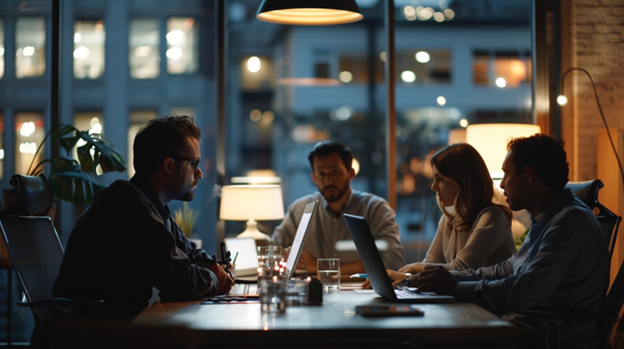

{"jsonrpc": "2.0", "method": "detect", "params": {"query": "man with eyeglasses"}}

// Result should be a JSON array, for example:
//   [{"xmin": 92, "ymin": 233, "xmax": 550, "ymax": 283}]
[{"xmin": 54, "ymin": 115, "xmax": 234, "ymax": 327}]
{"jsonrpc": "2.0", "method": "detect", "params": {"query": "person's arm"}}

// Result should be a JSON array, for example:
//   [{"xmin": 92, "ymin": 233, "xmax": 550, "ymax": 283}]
[
  {"xmin": 366, "ymin": 200, "xmax": 404, "ymax": 270},
  {"xmin": 299, "ymin": 251, "xmax": 365, "ymax": 274},
  {"xmin": 400, "ymin": 215, "xmax": 446, "ymax": 273},
  {"xmin": 444, "ymin": 207, "xmax": 513, "ymax": 270}
]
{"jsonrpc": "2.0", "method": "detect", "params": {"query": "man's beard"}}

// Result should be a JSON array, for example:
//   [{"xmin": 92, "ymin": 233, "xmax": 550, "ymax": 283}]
[{"xmin": 321, "ymin": 183, "xmax": 348, "ymax": 202}]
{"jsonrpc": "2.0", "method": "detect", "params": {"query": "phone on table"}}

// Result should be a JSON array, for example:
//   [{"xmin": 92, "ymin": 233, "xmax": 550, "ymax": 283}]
[{"xmin": 355, "ymin": 305, "xmax": 424, "ymax": 318}]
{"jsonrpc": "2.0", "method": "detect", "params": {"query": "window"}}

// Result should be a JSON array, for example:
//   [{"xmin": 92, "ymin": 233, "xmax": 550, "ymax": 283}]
[
  {"xmin": 396, "ymin": 49, "xmax": 451, "ymax": 85},
  {"xmin": 166, "ymin": 17, "xmax": 198, "ymax": 74},
  {"xmin": 129, "ymin": 18, "xmax": 159, "ymax": 79},
  {"xmin": 16, "ymin": 17, "xmax": 46, "ymax": 78},
  {"xmin": 127, "ymin": 110, "xmax": 157, "ymax": 178},
  {"xmin": 15, "ymin": 112, "xmax": 44, "ymax": 175},
  {"xmin": 74, "ymin": 21, "xmax": 105, "ymax": 79},
  {"xmin": 0, "ymin": 19, "xmax": 4, "ymax": 79},
  {"xmin": 473, "ymin": 50, "xmax": 532, "ymax": 88},
  {"xmin": 0, "ymin": 113, "xmax": 4, "ymax": 179},
  {"xmin": 73, "ymin": 112, "xmax": 103, "ymax": 174},
  {"xmin": 240, "ymin": 55, "xmax": 274, "ymax": 91}
]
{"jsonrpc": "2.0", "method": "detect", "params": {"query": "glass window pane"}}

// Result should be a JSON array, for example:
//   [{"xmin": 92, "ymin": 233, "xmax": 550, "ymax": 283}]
[
  {"xmin": 0, "ymin": 113, "xmax": 4, "ymax": 179},
  {"xmin": 0, "ymin": 19, "xmax": 4, "ymax": 79},
  {"xmin": 127, "ymin": 110, "xmax": 157, "ymax": 178},
  {"xmin": 129, "ymin": 18, "xmax": 160, "ymax": 79},
  {"xmin": 15, "ymin": 112, "xmax": 44, "ymax": 175},
  {"xmin": 472, "ymin": 50, "xmax": 531, "ymax": 88},
  {"xmin": 167, "ymin": 17, "xmax": 198, "ymax": 74},
  {"xmin": 16, "ymin": 17, "xmax": 46, "ymax": 78},
  {"xmin": 73, "ymin": 112, "xmax": 104, "ymax": 174},
  {"xmin": 74, "ymin": 21, "xmax": 105, "ymax": 79}
]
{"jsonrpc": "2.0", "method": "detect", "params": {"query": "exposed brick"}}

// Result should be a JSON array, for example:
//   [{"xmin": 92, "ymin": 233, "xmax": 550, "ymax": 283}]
[
  {"xmin": 615, "ymin": 24, "xmax": 624, "ymax": 34},
  {"xmin": 604, "ymin": 15, "xmax": 623, "ymax": 24},
  {"xmin": 576, "ymin": 24, "xmax": 597, "ymax": 33},
  {"xmin": 608, "ymin": 32, "xmax": 623, "ymax": 42},
  {"xmin": 600, "ymin": 0, "xmax": 624, "ymax": 5},
  {"xmin": 612, "ymin": 7, "xmax": 624, "ymax": 16},
  {"xmin": 595, "ymin": 24, "xmax": 612, "ymax": 33},
  {"xmin": 575, "ymin": 14, "xmax": 593, "ymax": 24}
]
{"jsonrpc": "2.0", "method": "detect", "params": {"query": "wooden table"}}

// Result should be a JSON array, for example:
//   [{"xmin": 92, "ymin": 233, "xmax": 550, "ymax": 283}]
[{"xmin": 128, "ymin": 290, "xmax": 518, "ymax": 348}]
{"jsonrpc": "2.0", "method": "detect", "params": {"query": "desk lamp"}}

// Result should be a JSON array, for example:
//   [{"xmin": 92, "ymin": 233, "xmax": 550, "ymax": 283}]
[
  {"xmin": 219, "ymin": 185, "xmax": 285, "ymax": 243},
  {"xmin": 466, "ymin": 123, "xmax": 541, "ymax": 180}
]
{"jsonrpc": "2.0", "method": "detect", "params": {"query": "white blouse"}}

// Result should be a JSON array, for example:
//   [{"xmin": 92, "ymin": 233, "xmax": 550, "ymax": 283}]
[{"xmin": 423, "ymin": 206, "xmax": 516, "ymax": 270}]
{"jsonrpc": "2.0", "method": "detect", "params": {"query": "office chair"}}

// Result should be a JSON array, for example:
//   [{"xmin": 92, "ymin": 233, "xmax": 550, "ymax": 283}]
[
  {"xmin": 0, "ymin": 174, "xmax": 100, "ymax": 347},
  {"xmin": 566, "ymin": 180, "xmax": 621, "ymax": 258}
]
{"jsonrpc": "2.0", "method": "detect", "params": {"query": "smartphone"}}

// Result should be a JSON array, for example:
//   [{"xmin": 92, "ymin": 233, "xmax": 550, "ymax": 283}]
[{"xmin": 355, "ymin": 305, "xmax": 424, "ymax": 318}]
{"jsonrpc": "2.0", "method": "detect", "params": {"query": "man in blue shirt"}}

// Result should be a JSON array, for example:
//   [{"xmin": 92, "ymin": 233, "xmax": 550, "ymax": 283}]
[{"xmin": 411, "ymin": 134, "xmax": 609, "ymax": 349}]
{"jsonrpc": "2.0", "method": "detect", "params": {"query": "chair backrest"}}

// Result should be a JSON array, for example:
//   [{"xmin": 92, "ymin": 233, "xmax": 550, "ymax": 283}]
[
  {"xmin": 0, "ymin": 174, "xmax": 53, "ymax": 217},
  {"xmin": 566, "ymin": 179, "xmax": 602, "ymax": 210},
  {"xmin": 0, "ymin": 216, "xmax": 65, "ymax": 328},
  {"xmin": 599, "ymin": 258, "xmax": 624, "ymax": 349}
]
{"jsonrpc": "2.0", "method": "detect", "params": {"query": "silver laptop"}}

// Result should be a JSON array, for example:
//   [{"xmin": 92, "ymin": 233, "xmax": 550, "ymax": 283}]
[
  {"xmin": 344, "ymin": 213, "xmax": 455, "ymax": 304},
  {"xmin": 283, "ymin": 201, "xmax": 318, "ymax": 279}
]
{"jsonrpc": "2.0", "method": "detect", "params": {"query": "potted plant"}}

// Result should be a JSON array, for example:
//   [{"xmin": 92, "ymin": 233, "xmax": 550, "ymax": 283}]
[{"xmin": 24, "ymin": 124, "xmax": 127, "ymax": 206}]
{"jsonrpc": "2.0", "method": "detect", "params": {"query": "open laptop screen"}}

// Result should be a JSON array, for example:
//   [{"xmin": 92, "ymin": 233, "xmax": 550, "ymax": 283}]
[
  {"xmin": 225, "ymin": 237, "xmax": 258, "ymax": 277},
  {"xmin": 284, "ymin": 201, "xmax": 318, "ymax": 279}
]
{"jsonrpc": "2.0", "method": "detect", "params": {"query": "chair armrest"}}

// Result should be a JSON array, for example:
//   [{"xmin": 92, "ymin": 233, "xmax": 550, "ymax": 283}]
[
  {"xmin": 522, "ymin": 309, "xmax": 620, "ymax": 324},
  {"xmin": 16, "ymin": 298, "xmax": 104, "ymax": 314}
]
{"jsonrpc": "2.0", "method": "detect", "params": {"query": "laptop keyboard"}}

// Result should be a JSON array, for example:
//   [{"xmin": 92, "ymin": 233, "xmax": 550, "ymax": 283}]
[{"xmin": 395, "ymin": 290, "xmax": 430, "ymax": 299}]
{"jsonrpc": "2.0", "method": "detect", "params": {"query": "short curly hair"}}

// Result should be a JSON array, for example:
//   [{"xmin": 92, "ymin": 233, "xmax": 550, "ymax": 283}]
[
  {"xmin": 307, "ymin": 141, "xmax": 353, "ymax": 171},
  {"xmin": 133, "ymin": 115, "xmax": 201, "ymax": 176},
  {"xmin": 507, "ymin": 133, "xmax": 569, "ymax": 192}
]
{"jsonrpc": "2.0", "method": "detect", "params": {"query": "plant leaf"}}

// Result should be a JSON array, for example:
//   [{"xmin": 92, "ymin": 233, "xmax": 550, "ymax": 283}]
[{"xmin": 49, "ymin": 170, "xmax": 104, "ymax": 206}]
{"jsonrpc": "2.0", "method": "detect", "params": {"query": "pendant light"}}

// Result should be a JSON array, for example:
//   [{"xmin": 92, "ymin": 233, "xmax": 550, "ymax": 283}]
[{"xmin": 256, "ymin": 0, "xmax": 363, "ymax": 26}]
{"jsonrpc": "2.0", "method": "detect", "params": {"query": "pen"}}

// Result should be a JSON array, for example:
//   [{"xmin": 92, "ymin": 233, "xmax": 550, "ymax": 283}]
[
  {"xmin": 220, "ymin": 242, "xmax": 226, "ymax": 262},
  {"xmin": 233, "ymin": 252, "xmax": 239, "ymax": 266},
  {"xmin": 350, "ymin": 274, "xmax": 368, "ymax": 279}
]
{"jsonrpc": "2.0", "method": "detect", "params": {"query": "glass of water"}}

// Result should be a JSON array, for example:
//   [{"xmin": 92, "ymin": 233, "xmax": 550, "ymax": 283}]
[
  {"xmin": 259, "ymin": 276, "xmax": 287, "ymax": 315},
  {"xmin": 317, "ymin": 258, "xmax": 340, "ymax": 290}
]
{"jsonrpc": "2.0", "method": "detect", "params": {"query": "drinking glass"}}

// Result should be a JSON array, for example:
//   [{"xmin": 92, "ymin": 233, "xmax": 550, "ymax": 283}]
[{"xmin": 317, "ymin": 258, "xmax": 340, "ymax": 290}]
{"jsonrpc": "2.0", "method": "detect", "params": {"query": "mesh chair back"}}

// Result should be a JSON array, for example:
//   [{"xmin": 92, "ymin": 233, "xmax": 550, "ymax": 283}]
[
  {"xmin": 0, "ymin": 216, "xmax": 64, "ymax": 327},
  {"xmin": 566, "ymin": 179, "xmax": 601, "ymax": 210}
]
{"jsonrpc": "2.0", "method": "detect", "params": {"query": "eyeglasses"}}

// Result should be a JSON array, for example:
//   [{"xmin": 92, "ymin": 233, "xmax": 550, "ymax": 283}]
[{"xmin": 170, "ymin": 155, "xmax": 201, "ymax": 171}]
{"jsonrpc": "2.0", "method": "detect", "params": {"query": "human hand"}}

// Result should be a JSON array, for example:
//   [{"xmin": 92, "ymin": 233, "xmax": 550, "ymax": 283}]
[
  {"xmin": 415, "ymin": 266, "xmax": 457, "ymax": 296},
  {"xmin": 361, "ymin": 270, "xmax": 410, "ymax": 289},
  {"xmin": 398, "ymin": 262, "xmax": 427, "ymax": 274},
  {"xmin": 205, "ymin": 263, "xmax": 235, "ymax": 295},
  {"xmin": 300, "ymin": 251, "xmax": 318, "ymax": 273}
]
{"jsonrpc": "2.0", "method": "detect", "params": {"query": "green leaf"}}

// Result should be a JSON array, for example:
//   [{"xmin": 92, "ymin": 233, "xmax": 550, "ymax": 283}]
[{"xmin": 49, "ymin": 170, "xmax": 105, "ymax": 206}]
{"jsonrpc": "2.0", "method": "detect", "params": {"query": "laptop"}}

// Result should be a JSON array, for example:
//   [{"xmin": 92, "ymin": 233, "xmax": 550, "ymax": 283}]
[
  {"xmin": 343, "ymin": 213, "xmax": 455, "ymax": 304},
  {"xmin": 283, "ymin": 200, "xmax": 318, "ymax": 279},
  {"xmin": 225, "ymin": 237, "xmax": 259, "ymax": 282}
]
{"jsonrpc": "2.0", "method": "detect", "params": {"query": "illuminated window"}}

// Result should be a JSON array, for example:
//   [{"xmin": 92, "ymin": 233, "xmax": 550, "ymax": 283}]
[
  {"xmin": 0, "ymin": 113, "xmax": 4, "ymax": 179},
  {"xmin": 15, "ymin": 112, "xmax": 44, "ymax": 175},
  {"xmin": 127, "ymin": 110, "xmax": 157, "ymax": 178},
  {"xmin": 240, "ymin": 55, "xmax": 274, "ymax": 91},
  {"xmin": 396, "ymin": 49, "xmax": 451, "ymax": 85},
  {"xmin": 0, "ymin": 19, "xmax": 4, "ymax": 79},
  {"xmin": 473, "ymin": 50, "xmax": 531, "ymax": 88},
  {"xmin": 73, "ymin": 112, "xmax": 104, "ymax": 174},
  {"xmin": 74, "ymin": 21, "xmax": 105, "ymax": 79},
  {"xmin": 129, "ymin": 19, "xmax": 159, "ymax": 79},
  {"xmin": 167, "ymin": 17, "xmax": 198, "ymax": 74},
  {"xmin": 16, "ymin": 17, "xmax": 46, "ymax": 78}
]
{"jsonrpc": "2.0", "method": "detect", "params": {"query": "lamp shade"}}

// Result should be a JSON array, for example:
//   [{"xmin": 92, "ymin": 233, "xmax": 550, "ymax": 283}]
[
  {"xmin": 466, "ymin": 124, "xmax": 541, "ymax": 178},
  {"xmin": 256, "ymin": 0, "xmax": 363, "ymax": 26},
  {"xmin": 219, "ymin": 185, "xmax": 285, "ymax": 221}
]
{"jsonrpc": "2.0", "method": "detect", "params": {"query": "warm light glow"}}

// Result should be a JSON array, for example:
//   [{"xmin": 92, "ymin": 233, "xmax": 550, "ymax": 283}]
[
  {"xmin": 250, "ymin": 109, "xmax": 262, "ymax": 122},
  {"xmin": 459, "ymin": 119, "xmax": 468, "ymax": 128},
  {"xmin": 466, "ymin": 124, "xmax": 541, "ymax": 178},
  {"xmin": 339, "ymin": 71, "xmax": 353, "ymax": 83},
  {"xmin": 134, "ymin": 46, "xmax": 151, "ymax": 57},
  {"xmin": 418, "ymin": 7, "xmax": 434, "ymax": 20},
  {"xmin": 73, "ymin": 46, "xmax": 90, "ymax": 59},
  {"xmin": 415, "ymin": 51, "xmax": 430, "ymax": 63},
  {"xmin": 0, "ymin": 46, "xmax": 4, "ymax": 57},
  {"xmin": 401, "ymin": 71, "xmax": 416, "ymax": 83},
  {"xmin": 247, "ymin": 56, "xmax": 261, "ymax": 73},
  {"xmin": 261, "ymin": 111, "xmax": 274, "ymax": 124},
  {"xmin": 23, "ymin": 46, "xmax": 35, "ymax": 56},
  {"xmin": 557, "ymin": 95, "xmax": 568, "ymax": 106},
  {"xmin": 433, "ymin": 12, "xmax": 445, "ymax": 22},
  {"xmin": 20, "ymin": 122, "xmax": 36, "ymax": 136},
  {"xmin": 403, "ymin": 6, "xmax": 416, "ymax": 17},
  {"xmin": 166, "ymin": 29, "xmax": 184, "ymax": 44},
  {"xmin": 166, "ymin": 47, "xmax": 183, "ymax": 59},
  {"xmin": 277, "ymin": 78, "xmax": 340, "ymax": 86},
  {"xmin": 379, "ymin": 52, "xmax": 386, "ymax": 62},
  {"xmin": 0, "ymin": 149, "xmax": 4, "ymax": 159},
  {"xmin": 257, "ymin": 8, "xmax": 363, "ymax": 26},
  {"xmin": 443, "ymin": 8, "xmax": 455, "ymax": 19},
  {"xmin": 219, "ymin": 185, "xmax": 285, "ymax": 221},
  {"xmin": 437, "ymin": 96, "xmax": 446, "ymax": 106},
  {"xmin": 74, "ymin": 33, "xmax": 81, "ymax": 43},
  {"xmin": 352, "ymin": 158, "xmax": 360, "ymax": 175},
  {"xmin": 495, "ymin": 77, "xmax": 507, "ymax": 88},
  {"xmin": 19, "ymin": 142, "xmax": 37, "ymax": 154}
]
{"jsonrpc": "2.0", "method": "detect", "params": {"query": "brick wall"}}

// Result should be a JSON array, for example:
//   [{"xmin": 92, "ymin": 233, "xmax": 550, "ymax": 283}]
[{"xmin": 567, "ymin": 0, "xmax": 624, "ymax": 181}]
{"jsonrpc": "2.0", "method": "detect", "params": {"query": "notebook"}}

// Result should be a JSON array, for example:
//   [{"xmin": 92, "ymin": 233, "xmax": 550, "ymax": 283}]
[
  {"xmin": 225, "ymin": 237, "xmax": 259, "ymax": 282},
  {"xmin": 343, "ymin": 213, "xmax": 455, "ymax": 304},
  {"xmin": 283, "ymin": 200, "xmax": 318, "ymax": 279}
]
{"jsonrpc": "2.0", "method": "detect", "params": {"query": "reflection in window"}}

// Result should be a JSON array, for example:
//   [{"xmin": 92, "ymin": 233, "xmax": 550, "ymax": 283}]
[
  {"xmin": 74, "ymin": 21, "xmax": 105, "ymax": 79},
  {"xmin": 15, "ymin": 112, "xmax": 44, "ymax": 175},
  {"xmin": 74, "ymin": 112, "xmax": 104, "ymax": 174},
  {"xmin": 240, "ymin": 55, "xmax": 274, "ymax": 90},
  {"xmin": 16, "ymin": 17, "xmax": 46, "ymax": 78},
  {"xmin": 338, "ymin": 53, "xmax": 383, "ymax": 84},
  {"xmin": 167, "ymin": 17, "xmax": 198, "ymax": 74},
  {"xmin": 473, "ymin": 50, "xmax": 531, "ymax": 88},
  {"xmin": 397, "ymin": 49, "xmax": 451, "ymax": 85},
  {"xmin": 130, "ymin": 19, "xmax": 159, "ymax": 79},
  {"xmin": 0, "ymin": 19, "xmax": 4, "ymax": 79},
  {"xmin": 127, "ymin": 110, "xmax": 157, "ymax": 178},
  {"xmin": 0, "ymin": 113, "xmax": 4, "ymax": 179}
]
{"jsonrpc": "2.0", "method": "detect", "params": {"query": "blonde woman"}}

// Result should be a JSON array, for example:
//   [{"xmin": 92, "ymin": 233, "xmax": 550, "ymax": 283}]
[{"xmin": 363, "ymin": 143, "xmax": 515, "ymax": 287}]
